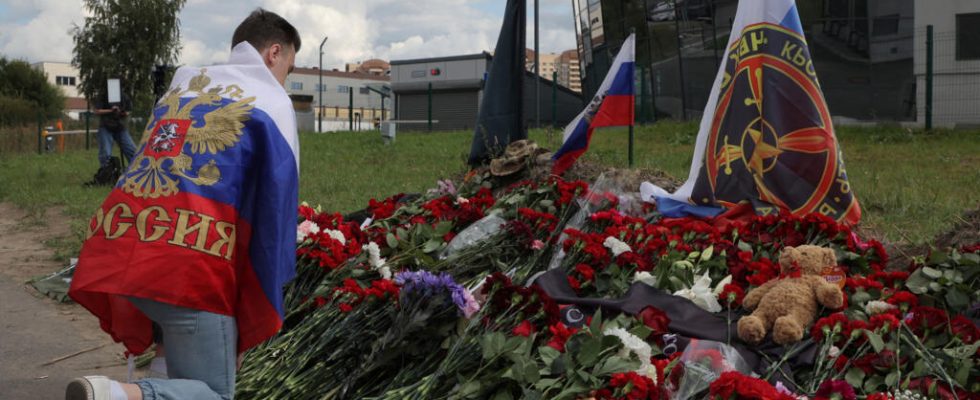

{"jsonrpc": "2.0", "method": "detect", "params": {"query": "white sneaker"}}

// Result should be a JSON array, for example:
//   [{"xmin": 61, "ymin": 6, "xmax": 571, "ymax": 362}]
[{"xmin": 65, "ymin": 375, "xmax": 112, "ymax": 400}]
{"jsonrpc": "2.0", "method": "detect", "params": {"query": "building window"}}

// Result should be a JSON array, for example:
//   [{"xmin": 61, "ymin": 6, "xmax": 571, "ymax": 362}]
[
  {"xmin": 315, "ymin": 83, "xmax": 327, "ymax": 92},
  {"xmin": 872, "ymin": 14, "xmax": 899, "ymax": 37},
  {"xmin": 338, "ymin": 85, "xmax": 350, "ymax": 93},
  {"xmin": 359, "ymin": 87, "xmax": 370, "ymax": 95},
  {"xmin": 956, "ymin": 13, "xmax": 980, "ymax": 60},
  {"xmin": 56, "ymin": 76, "xmax": 76, "ymax": 86},
  {"xmin": 290, "ymin": 82, "xmax": 303, "ymax": 90}
]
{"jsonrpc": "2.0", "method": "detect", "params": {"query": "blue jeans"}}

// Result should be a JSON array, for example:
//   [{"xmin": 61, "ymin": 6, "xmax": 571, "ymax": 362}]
[
  {"xmin": 98, "ymin": 126, "xmax": 138, "ymax": 167},
  {"xmin": 129, "ymin": 297, "xmax": 237, "ymax": 400}
]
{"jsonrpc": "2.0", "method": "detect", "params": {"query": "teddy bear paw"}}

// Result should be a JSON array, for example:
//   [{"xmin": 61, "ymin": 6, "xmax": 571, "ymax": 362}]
[
  {"xmin": 773, "ymin": 316, "xmax": 804, "ymax": 345},
  {"xmin": 737, "ymin": 315, "xmax": 766, "ymax": 344},
  {"xmin": 816, "ymin": 284, "xmax": 844, "ymax": 309}
]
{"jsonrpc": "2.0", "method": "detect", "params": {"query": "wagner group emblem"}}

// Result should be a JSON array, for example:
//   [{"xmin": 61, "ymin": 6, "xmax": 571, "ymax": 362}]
[{"xmin": 691, "ymin": 23, "xmax": 860, "ymax": 225}]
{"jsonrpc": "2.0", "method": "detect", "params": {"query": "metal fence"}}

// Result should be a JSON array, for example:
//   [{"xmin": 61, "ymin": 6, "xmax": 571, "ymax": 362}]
[
  {"xmin": 917, "ymin": 26, "xmax": 980, "ymax": 129},
  {"xmin": 578, "ymin": 0, "xmax": 980, "ymax": 129}
]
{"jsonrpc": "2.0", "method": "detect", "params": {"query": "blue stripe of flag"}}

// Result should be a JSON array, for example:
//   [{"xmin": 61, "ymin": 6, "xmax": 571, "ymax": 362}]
[
  {"xmin": 606, "ymin": 62, "xmax": 635, "ymax": 96},
  {"xmin": 553, "ymin": 117, "xmax": 591, "ymax": 160}
]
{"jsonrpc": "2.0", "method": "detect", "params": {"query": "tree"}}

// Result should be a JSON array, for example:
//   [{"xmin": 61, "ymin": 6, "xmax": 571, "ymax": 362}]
[
  {"xmin": 0, "ymin": 56, "xmax": 65, "ymax": 125},
  {"xmin": 72, "ymin": 0, "xmax": 187, "ymax": 122}
]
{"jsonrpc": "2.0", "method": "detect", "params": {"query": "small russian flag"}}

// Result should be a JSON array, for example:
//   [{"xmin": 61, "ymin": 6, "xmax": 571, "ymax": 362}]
[{"xmin": 552, "ymin": 34, "xmax": 635, "ymax": 175}]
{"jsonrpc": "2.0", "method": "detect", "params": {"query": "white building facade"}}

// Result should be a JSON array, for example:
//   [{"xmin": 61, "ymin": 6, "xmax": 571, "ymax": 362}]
[
  {"xmin": 914, "ymin": 0, "xmax": 980, "ymax": 128},
  {"xmin": 31, "ymin": 61, "xmax": 82, "ymax": 98},
  {"xmin": 285, "ymin": 68, "xmax": 390, "ymax": 127}
]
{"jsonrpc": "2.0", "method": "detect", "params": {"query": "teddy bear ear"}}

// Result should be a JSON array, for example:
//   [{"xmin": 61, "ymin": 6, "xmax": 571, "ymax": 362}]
[
  {"xmin": 778, "ymin": 246, "xmax": 798, "ymax": 265},
  {"xmin": 824, "ymin": 248, "xmax": 837, "ymax": 266}
]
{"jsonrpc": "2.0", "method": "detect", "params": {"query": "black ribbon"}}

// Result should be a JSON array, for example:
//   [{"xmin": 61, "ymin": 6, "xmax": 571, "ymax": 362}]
[{"xmin": 532, "ymin": 268, "xmax": 818, "ymax": 385}]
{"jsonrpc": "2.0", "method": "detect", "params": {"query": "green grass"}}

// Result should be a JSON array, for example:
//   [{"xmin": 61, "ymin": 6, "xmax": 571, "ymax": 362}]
[{"xmin": 1, "ymin": 122, "xmax": 978, "ymax": 260}]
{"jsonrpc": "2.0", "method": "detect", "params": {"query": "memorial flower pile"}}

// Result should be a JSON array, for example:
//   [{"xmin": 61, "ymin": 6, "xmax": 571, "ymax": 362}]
[{"xmin": 237, "ymin": 174, "xmax": 979, "ymax": 400}]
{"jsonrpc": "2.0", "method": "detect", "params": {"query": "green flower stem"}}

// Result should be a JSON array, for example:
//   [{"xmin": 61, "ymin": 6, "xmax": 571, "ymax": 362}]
[
  {"xmin": 829, "ymin": 341, "xmax": 870, "ymax": 382},
  {"xmin": 899, "ymin": 324, "xmax": 960, "ymax": 400},
  {"xmin": 764, "ymin": 341, "xmax": 808, "ymax": 381},
  {"xmin": 817, "ymin": 336, "xmax": 855, "ymax": 385}
]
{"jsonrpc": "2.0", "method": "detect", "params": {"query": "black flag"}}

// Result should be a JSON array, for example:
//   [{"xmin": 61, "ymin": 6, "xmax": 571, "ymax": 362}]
[{"xmin": 468, "ymin": 0, "xmax": 526, "ymax": 166}]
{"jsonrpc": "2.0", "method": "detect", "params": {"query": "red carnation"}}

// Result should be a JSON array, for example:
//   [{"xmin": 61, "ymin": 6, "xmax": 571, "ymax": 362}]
[
  {"xmin": 886, "ymin": 290, "xmax": 919, "ymax": 310},
  {"xmin": 709, "ymin": 371, "xmax": 794, "ymax": 400},
  {"xmin": 718, "ymin": 284, "xmax": 745, "ymax": 308},
  {"xmin": 907, "ymin": 306, "xmax": 949, "ymax": 337},
  {"xmin": 843, "ymin": 319, "xmax": 868, "ymax": 342},
  {"xmin": 574, "ymin": 263, "xmax": 596, "ymax": 282},
  {"xmin": 815, "ymin": 379, "xmax": 856, "ymax": 400},
  {"xmin": 950, "ymin": 315, "xmax": 980, "ymax": 344},
  {"xmin": 512, "ymin": 320, "xmax": 536, "ymax": 337},
  {"xmin": 811, "ymin": 313, "xmax": 849, "ymax": 343},
  {"xmin": 833, "ymin": 354, "xmax": 850, "ymax": 372},
  {"xmin": 870, "ymin": 313, "xmax": 900, "ymax": 333}
]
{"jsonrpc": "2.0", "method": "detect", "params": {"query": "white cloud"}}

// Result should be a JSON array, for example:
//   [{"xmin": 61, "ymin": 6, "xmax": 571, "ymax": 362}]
[
  {"xmin": 0, "ymin": 0, "xmax": 85, "ymax": 62},
  {"xmin": 0, "ymin": 0, "xmax": 577, "ymax": 68}
]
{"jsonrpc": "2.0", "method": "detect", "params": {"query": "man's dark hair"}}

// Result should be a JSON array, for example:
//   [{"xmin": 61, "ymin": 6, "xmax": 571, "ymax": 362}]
[{"xmin": 232, "ymin": 9, "xmax": 301, "ymax": 53}]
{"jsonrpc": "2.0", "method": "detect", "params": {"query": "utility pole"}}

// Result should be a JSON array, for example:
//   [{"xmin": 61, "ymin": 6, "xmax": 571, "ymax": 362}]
[{"xmin": 318, "ymin": 36, "xmax": 328, "ymax": 132}]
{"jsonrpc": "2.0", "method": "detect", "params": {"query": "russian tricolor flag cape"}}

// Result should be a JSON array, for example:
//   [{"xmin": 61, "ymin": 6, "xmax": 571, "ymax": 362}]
[
  {"xmin": 69, "ymin": 42, "xmax": 300, "ymax": 354},
  {"xmin": 552, "ymin": 34, "xmax": 635, "ymax": 175},
  {"xmin": 641, "ymin": 0, "xmax": 860, "ymax": 225}
]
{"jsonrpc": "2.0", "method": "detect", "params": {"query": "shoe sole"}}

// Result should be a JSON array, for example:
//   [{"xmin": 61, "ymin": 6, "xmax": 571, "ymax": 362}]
[{"xmin": 65, "ymin": 378, "xmax": 95, "ymax": 400}]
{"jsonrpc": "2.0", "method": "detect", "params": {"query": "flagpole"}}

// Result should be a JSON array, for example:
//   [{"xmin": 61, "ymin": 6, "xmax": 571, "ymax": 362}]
[
  {"xmin": 629, "ymin": 28, "xmax": 636, "ymax": 168},
  {"xmin": 534, "ymin": 0, "xmax": 540, "ymax": 129}
]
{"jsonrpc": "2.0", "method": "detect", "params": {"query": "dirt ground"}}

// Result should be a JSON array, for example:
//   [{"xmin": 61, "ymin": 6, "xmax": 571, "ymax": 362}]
[{"xmin": 0, "ymin": 203, "xmax": 132, "ymax": 399}]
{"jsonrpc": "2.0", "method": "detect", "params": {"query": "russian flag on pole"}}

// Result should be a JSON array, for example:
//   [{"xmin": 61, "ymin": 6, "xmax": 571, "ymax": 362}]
[
  {"xmin": 641, "ymin": 0, "xmax": 861, "ymax": 225},
  {"xmin": 69, "ymin": 42, "xmax": 300, "ymax": 354},
  {"xmin": 552, "ymin": 34, "xmax": 635, "ymax": 175}
]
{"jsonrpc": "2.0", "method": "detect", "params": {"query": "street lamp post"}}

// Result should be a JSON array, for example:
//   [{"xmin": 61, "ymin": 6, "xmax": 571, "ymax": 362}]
[{"xmin": 318, "ymin": 36, "xmax": 329, "ymax": 132}]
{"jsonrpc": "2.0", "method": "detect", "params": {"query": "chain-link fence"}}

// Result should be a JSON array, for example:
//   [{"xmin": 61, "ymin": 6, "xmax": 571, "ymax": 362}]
[
  {"xmin": 576, "ymin": 0, "xmax": 980, "ymax": 129},
  {"xmin": 916, "ymin": 25, "xmax": 980, "ymax": 129}
]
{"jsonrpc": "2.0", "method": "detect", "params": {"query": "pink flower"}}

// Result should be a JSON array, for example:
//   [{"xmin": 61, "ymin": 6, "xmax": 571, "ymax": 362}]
[
  {"xmin": 296, "ymin": 220, "xmax": 320, "ymax": 243},
  {"xmin": 460, "ymin": 288, "xmax": 481, "ymax": 319},
  {"xmin": 531, "ymin": 240, "xmax": 545, "ymax": 250}
]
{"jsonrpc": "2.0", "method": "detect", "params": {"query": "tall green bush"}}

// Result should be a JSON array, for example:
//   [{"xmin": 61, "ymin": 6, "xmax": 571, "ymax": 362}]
[{"xmin": 0, "ymin": 57, "xmax": 65, "ymax": 125}]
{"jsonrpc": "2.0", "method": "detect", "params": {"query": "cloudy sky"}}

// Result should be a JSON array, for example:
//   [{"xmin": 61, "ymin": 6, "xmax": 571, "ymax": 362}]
[{"xmin": 0, "ymin": 0, "xmax": 577, "ymax": 69}]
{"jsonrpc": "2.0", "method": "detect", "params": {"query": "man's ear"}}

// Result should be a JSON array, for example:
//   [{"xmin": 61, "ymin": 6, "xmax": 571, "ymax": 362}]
[{"xmin": 263, "ymin": 43, "xmax": 282, "ymax": 67}]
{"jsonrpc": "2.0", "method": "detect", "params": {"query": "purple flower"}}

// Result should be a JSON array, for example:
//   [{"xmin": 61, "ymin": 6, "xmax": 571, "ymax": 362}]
[{"xmin": 394, "ymin": 270, "xmax": 480, "ymax": 317}]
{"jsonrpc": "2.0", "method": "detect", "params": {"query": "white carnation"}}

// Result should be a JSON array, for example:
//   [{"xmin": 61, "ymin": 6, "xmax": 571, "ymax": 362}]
[
  {"xmin": 864, "ymin": 300, "xmax": 897, "ymax": 315},
  {"xmin": 637, "ymin": 363, "xmax": 659, "ymax": 385},
  {"xmin": 325, "ymin": 229, "xmax": 346, "ymax": 246},
  {"xmin": 362, "ymin": 242, "xmax": 388, "ymax": 277},
  {"xmin": 603, "ymin": 327, "xmax": 654, "ymax": 381},
  {"xmin": 603, "ymin": 236, "xmax": 632, "ymax": 257}
]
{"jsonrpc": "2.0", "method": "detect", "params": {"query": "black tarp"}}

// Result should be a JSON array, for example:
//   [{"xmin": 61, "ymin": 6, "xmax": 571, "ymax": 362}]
[{"xmin": 467, "ymin": 0, "xmax": 526, "ymax": 166}]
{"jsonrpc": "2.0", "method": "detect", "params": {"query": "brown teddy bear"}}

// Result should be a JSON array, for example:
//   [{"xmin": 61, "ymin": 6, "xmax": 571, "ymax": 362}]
[{"xmin": 737, "ymin": 245, "xmax": 844, "ymax": 345}]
